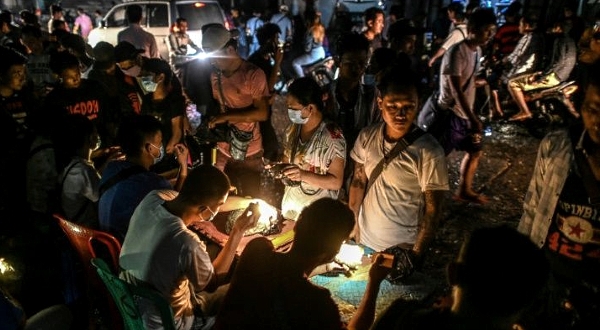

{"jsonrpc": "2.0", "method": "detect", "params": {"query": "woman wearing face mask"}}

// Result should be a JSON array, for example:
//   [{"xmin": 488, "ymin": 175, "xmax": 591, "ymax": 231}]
[
  {"xmin": 280, "ymin": 77, "xmax": 346, "ymax": 220},
  {"xmin": 140, "ymin": 58, "xmax": 186, "ymax": 174}
]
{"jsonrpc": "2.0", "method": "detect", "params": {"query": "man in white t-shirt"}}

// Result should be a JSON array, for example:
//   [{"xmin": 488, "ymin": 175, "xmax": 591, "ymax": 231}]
[
  {"xmin": 120, "ymin": 165, "xmax": 259, "ymax": 330},
  {"xmin": 349, "ymin": 67, "xmax": 449, "ymax": 266},
  {"xmin": 437, "ymin": 9, "xmax": 497, "ymax": 205},
  {"xmin": 428, "ymin": 2, "xmax": 467, "ymax": 67}
]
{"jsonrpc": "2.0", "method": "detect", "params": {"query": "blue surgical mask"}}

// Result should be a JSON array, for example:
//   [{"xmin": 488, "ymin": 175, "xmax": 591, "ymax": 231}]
[
  {"xmin": 141, "ymin": 76, "xmax": 158, "ymax": 93},
  {"xmin": 288, "ymin": 108, "xmax": 309, "ymax": 125},
  {"xmin": 149, "ymin": 143, "xmax": 164, "ymax": 164}
]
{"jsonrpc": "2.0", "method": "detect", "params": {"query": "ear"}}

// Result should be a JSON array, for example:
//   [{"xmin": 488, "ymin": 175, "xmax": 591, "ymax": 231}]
[{"xmin": 377, "ymin": 96, "xmax": 383, "ymax": 110}]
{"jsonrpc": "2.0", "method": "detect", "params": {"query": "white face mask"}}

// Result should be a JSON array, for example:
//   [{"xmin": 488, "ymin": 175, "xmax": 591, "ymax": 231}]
[
  {"xmin": 121, "ymin": 64, "xmax": 141, "ymax": 77},
  {"xmin": 200, "ymin": 206, "xmax": 217, "ymax": 221},
  {"xmin": 149, "ymin": 143, "xmax": 164, "ymax": 164},
  {"xmin": 141, "ymin": 76, "xmax": 158, "ymax": 93},
  {"xmin": 287, "ymin": 108, "xmax": 309, "ymax": 125}
]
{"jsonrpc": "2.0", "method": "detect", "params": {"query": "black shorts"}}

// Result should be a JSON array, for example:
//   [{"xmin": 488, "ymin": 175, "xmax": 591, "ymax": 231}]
[{"xmin": 442, "ymin": 113, "xmax": 483, "ymax": 155}]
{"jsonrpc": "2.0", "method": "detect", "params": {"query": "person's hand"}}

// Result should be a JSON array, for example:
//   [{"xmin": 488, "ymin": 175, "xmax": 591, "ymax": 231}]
[
  {"xmin": 165, "ymin": 143, "xmax": 176, "ymax": 155},
  {"xmin": 475, "ymin": 78, "xmax": 487, "ymax": 88},
  {"xmin": 470, "ymin": 117, "xmax": 484, "ymax": 133},
  {"xmin": 369, "ymin": 253, "xmax": 393, "ymax": 284},
  {"xmin": 106, "ymin": 146, "xmax": 125, "ymax": 161},
  {"xmin": 282, "ymin": 164, "xmax": 304, "ymax": 182},
  {"xmin": 233, "ymin": 202, "xmax": 260, "ymax": 233},
  {"xmin": 173, "ymin": 143, "xmax": 189, "ymax": 167},
  {"xmin": 208, "ymin": 114, "xmax": 229, "ymax": 129},
  {"xmin": 428, "ymin": 57, "xmax": 436, "ymax": 68},
  {"xmin": 274, "ymin": 45, "xmax": 284, "ymax": 64}
]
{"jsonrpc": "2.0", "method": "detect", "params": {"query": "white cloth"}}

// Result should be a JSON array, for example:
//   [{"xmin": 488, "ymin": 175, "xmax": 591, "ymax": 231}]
[
  {"xmin": 59, "ymin": 157, "xmax": 100, "ymax": 228},
  {"xmin": 117, "ymin": 24, "xmax": 160, "ymax": 59},
  {"xmin": 441, "ymin": 23, "xmax": 467, "ymax": 50},
  {"xmin": 281, "ymin": 121, "xmax": 346, "ymax": 220},
  {"xmin": 438, "ymin": 40, "xmax": 480, "ymax": 119},
  {"xmin": 120, "ymin": 191, "xmax": 215, "ymax": 329},
  {"xmin": 350, "ymin": 123, "xmax": 449, "ymax": 251}
]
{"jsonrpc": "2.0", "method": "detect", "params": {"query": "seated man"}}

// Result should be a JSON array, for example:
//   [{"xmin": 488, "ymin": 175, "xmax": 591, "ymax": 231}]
[
  {"xmin": 98, "ymin": 115, "xmax": 189, "ymax": 242},
  {"xmin": 508, "ymin": 20, "xmax": 577, "ymax": 121},
  {"xmin": 372, "ymin": 225, "xmax": 549, "ymax": 330},
  {"xmin": 119, "ymin": 165, "xmax": 260, "ymax": 330},
  {"xmin": 215, "ymin": 198, "xmax": 391, "ymax": 329}
]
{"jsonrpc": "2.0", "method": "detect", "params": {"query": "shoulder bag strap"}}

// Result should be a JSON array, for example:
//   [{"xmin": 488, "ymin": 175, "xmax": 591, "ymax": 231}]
[
  {"xmin": 98, "ymin": 165, "xmax": 146, "ymax": 197},
  {"xmin": 366, "ymin": 127, "xmax": 426, "ymax": 195},
  {"xmin": 216, "ymin": 71, "xmax": 227, "ymax": 114}
]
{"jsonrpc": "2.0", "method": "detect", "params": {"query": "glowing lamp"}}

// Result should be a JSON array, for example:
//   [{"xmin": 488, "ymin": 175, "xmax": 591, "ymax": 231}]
[
  {"xmin": 335, "ymin": 243, "xmax": 364, "ymax": 268},
  {"xmin": 0, "ymin": 258, "xmax": 19, "ymax": 282},
  {"xmin": 194, "ymin": 3, "xmax": 205, "ymax": 8}
]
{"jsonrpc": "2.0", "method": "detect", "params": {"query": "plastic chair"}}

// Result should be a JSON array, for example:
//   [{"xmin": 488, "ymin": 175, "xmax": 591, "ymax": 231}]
[
  {"xmin": 91, "ymin": 258, "xmax": 177, "ymax": 330},
  {"xmin": 53, "ymin": 213, "xmax": 123, "ymax": 329}
]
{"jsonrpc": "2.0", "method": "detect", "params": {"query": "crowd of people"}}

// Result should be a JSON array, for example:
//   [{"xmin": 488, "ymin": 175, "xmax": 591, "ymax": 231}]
[{"xmin": 1, "ymin": 1, "xmax": 600, "ymax": 329}]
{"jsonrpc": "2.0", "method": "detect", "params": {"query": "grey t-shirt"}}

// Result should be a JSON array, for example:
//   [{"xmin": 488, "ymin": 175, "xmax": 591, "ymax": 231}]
[{"xmin": 438, "ymin": 40, "xmax": 480, "ymax": 119}]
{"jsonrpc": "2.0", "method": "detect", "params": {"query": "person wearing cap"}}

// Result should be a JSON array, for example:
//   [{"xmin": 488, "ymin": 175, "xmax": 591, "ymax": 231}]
[
  {"xmin": 269, "ymin": 5, "xmax": 293, "ymax": 46},
  {"xmin": 140, "ymin": 58, "xmax": 187, "ymax": 175},
  {"xmin": 202, "ymin": 23, "xmax": 269, "ymax": 197},
  {"xmin": 0, "ymin": 10, "xmax": 21, "ymax": 47},
  {"xmin": 88, "ymin": 41, "xmax": 142, "ymax": 116},
  {"xmin": 117, "ymin": 4, "xmax": 160, "ymax": 59}
]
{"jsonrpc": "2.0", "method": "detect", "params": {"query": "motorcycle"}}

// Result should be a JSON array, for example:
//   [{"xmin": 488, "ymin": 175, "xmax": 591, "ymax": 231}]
[{"xmin": 302, "ymin": 56, "xmax": 337, "ymax": 90}]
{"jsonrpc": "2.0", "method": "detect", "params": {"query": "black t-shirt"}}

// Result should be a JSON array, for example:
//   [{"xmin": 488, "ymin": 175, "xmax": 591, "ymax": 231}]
[
  {"xmin": 545, "ymin": 168, "xmax": 600, "ymax": 285},
  {"xmin": 0, "ymin": 89, "xmax": 35, "ymax": 143},
  {"xmin": 44, "ymin": 79, "xmax": 115, "ymax": 142},
  {"xmin": 87, "ymin": 67, "xmax": 141, "ymax": 117},
  {"xmin": 141, "ymin": 90, "xmax": 185, "ymax": 145}
]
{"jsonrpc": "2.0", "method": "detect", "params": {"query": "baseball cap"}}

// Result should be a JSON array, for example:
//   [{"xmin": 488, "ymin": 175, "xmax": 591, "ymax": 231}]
[
  {"xmin": 201, "ymin": 24, "xmax": 239, "ymax": 53},
  {"xmin": 93, "ymin": 41, "xmax": 115, "ymax": 70},
  {"xmin": 114, "ymin": 41, "xmax": 144, "ymax": 62}
]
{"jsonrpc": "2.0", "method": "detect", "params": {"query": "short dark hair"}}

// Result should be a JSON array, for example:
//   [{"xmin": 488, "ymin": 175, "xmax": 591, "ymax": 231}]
[
  {"xmin": 50, "ymin": 5, "xmax": 62, "ymax": 15},
  {"xmin": 126, "ymin": 5, "xmax": 143, "ymax": 24},
  {"xmin": 142, "ymin": 58, "xmax": 173, "ymax": 86},
  {"xmin": 256, "ymin": 23, "xmax": 281, "ymax": 46},
  {"xmin": 335, "ymin": 32, "xmax": 369, "ymax": 59},
  {"xmin": 448, "ymin": 1, "xmax": 466, "ymax": 20},
  {"xmin": 178, "ymin": 165, "xmax": 231, "ymax": 206},
  {"xmin": 117, "ymin": 115, "xmax": 163, "ymax": 157},
  {"xmin": 467, "ymin": 8, "xmax": 497, "ymax": 32},
  {"xmin": 364, "ymin": 7, "xmax": 384, "ymax": 23},
  {"xmin": 293, "ymin": 198, "xmax": 355, "ymax": 258},
  {"xmin": 457, "ymin": 225, "xmax": 549, "ymax": 317},
  {"xmin": 586, "ymin": 60, "xmax": 600, "ymax": 91},
  {"xmin": 0, "ymin": 46, "xmax": 27, "ymax": 78},
  {"xmin": 49, "ymin": 50, "xmax": 80, "ymax": 74},
  {"xmin": 53, "ymin": 114, "xmax": 96, "ymax": 169},
  {"xmin": 176, "ymin": 17, "xmax": 187, "ymax": 25},
  {"xmin": 520, "ymin": 13, "xmax": 539, "ymax": 30},
  {"xmin": 377, "ymin": 65, "xmax": 421, "ymax": 98},
  {"xmin": 288, "ymin": 77, "xmax": 324, "ymax": 113},
  {"xmin": 51, "ymin": 19, "xmax": 66, "ymax": 31}
]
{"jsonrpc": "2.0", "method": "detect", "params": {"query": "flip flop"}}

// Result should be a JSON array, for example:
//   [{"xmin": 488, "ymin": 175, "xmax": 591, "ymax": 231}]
[{"xmin": 452, "ymin": 194, "xmax": 489, "ymax": 205}]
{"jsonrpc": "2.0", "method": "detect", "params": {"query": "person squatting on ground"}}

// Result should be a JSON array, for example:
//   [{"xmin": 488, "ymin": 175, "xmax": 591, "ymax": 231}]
[{"xmin": 279, "ymin": 77, "xmax": 346, "ymax": 220}]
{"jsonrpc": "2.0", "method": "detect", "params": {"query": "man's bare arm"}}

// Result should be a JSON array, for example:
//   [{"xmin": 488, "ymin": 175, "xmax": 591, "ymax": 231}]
[
  {"xmin": 412, "ymin": 190, "xmax": 445, "ymax": 258},
  {"xmin": 348, "ymin": 162, "xmax": 367, "ymax": 242}
]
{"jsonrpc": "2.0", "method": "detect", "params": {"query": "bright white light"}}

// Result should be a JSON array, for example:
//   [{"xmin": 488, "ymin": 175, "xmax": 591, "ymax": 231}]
[
  {"xmin": 335, "ymin": 243, "xmax": 364, "ymax": 267},
  {"xmin": 0, "ymin": 258, "xmax": 15, "ymax": 275},
  {"xmin": 253, "ymin": 198, "xmax": 278, "ymax": 227}
]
